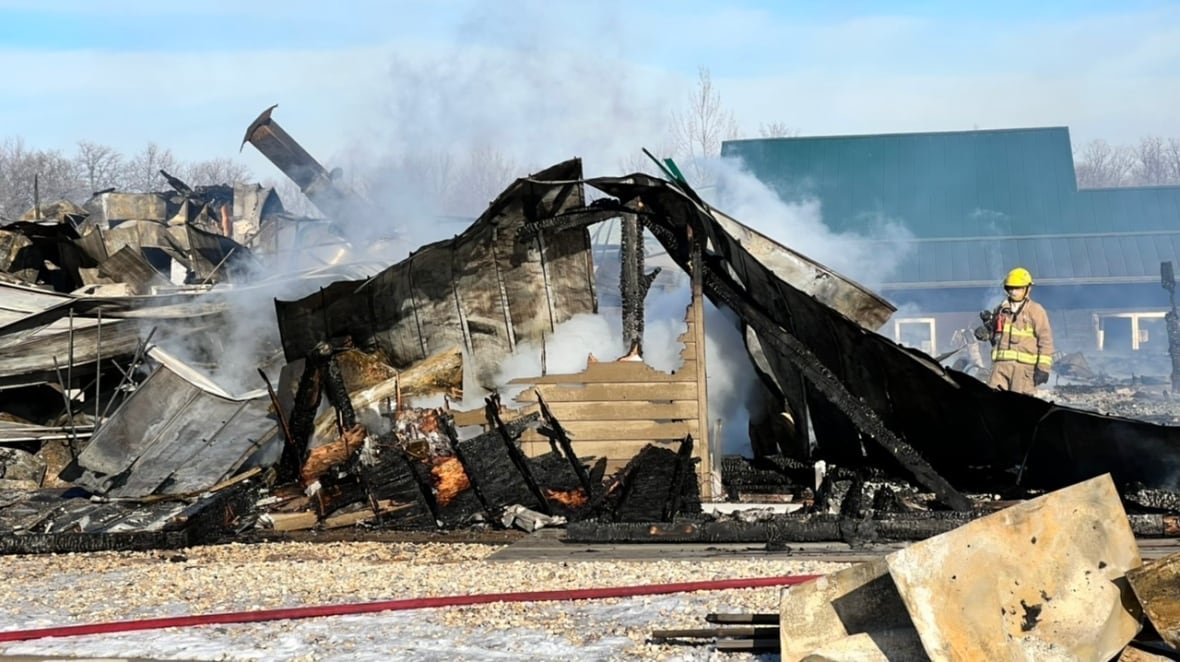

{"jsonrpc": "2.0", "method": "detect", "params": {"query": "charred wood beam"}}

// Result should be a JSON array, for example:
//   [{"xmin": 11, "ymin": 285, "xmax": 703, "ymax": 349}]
[
  {"xmin": 534, "ymin": 391, "xmax": 594, "ymax": 498},
  {"xmin": 285, "ymin": 345, "xmax": 330, "ymax": 482},
  {"xmin": 323, "ymin": 354, "xmax": 356, "ymax": 431},
  {"xmin": 257, "ymin": 368, "xmax": 299, "ymax": 484},
  {"xmin": 485, "ymin": 394, "xmax": 552, "ymax": 516},
  {"xmin": 664, "ymin": 435, "xmax": 695, "ymax": 521},
  {"xmin": 515, "ymin": 208, "xmax": 621, "ymax": 242},
  {"xmin": 568, "ymin": 511, "xmax": 1180, "ymax": 544},
  {"xmin": 698, "ymin": 260, "xmax": 972, "ymax": 512},
  {"xmin": 620, "ymin": 212, "xmax": 660, "ymax": 355}
]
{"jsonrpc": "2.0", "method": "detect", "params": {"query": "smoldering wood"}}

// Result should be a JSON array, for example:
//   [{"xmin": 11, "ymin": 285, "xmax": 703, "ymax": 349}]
[
  {"xmin": 300, "ymin": 424, "xmax": 366, "ymax": 487},
  {"xmin": 526, "ymin": 450, "xmax": 590, "ymax": 519},
  {"xmin": 438, "ymin": 414, "xmax": 494, "ymax": 521},
  {"xmin": 451, "ymin": 412, "xmax": 544, "ymax": 513}
]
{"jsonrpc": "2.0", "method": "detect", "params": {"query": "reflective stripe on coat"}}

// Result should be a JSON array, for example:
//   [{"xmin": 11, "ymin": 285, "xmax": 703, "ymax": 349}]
[{"xmin": 989, "ymin": 298, "xmax": 1054, "ymax": 368}]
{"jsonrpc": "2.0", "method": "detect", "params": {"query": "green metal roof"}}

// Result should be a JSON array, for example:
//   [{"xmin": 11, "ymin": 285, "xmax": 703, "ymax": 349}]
[
  {"xmin": 722, "ymin": 127, "xmax": 1180, "ymax": 236},
  {"xmin": 721, "ymin": 127, "xmax": 1180, "ymax": 286}
]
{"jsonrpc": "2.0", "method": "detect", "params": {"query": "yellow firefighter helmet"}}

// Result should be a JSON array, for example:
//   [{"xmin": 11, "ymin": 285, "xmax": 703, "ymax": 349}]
[{"xmin": 1004, "ymin": 267, "xmax": 1033, "ymax": 288}]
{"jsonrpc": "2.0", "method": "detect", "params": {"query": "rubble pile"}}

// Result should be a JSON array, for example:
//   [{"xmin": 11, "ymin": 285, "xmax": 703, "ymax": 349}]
[{"xmin": 0, "ymin": 107, "xmax": 1179, "ymax": 559}]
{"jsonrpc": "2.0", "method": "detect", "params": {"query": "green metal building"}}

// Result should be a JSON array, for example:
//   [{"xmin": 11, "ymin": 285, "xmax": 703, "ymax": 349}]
[{"xmin": 721, "ymin": 127, "xmax": 1180, "ymax": 359}]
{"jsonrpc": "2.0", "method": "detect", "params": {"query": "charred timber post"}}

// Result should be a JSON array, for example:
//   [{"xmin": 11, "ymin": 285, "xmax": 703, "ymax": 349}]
[
  {"xmin": 1161, "ymin": 262, "xmax": 1180, "ymax": 394},
  {"xmin": 286, "ymin": 343, "xmax": 331, "ymax": 481},
  {"xmin": 323, "ymin": 353, "xmax": 357, "ymax": 432},
  {"xmin": 620, "ymin": 212, "xmax": 660, "ymax": 356},
  {"xmin": 257, "ymin": 368, "xmax": 299, "ymax": 482},
  {"xmin": 699, "ymin": 266, "xmax": 972, "ymax": 512},
  {"xmin": 534, "ymin": 390, "xmax": 594, "ymax": 497},
  {"xmin": 485, "ymin": 393, "xmax": 553, "ymax": 515},
  {"xmin": 241, "ymin": 105, "xmax": 383, "ymax": 223}
]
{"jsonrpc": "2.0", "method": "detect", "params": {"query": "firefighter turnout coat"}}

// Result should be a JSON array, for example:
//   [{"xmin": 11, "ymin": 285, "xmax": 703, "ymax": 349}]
[{"xmin": 988, "ymin": 297, "xmax": 1054, "ymax": 371}]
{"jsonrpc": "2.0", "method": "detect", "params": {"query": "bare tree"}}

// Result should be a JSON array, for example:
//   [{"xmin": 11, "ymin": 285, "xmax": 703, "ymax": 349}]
[
  {"xmin": 1165, "ymin": 139, "xmax": 1180, "ymax": 185},
  {"xmin": 1074, "ymin": 139, "xmax": 1134, "ymax": 189},
  {"xmin": 180, "ymin": 157, "xmax": 253, "ymax": 188},
  {"xmin": 122, "ymin": 142, "xmax": 177, "ymax": 192},
  {"xmin": 0, "ymin": 138, "xmax": 82, "ymax": 220},
  {"xmin": 670, "ymin": 67, "xmax": 741, "ymax": 186},
  {"xmin": 455, "ymin": 144, "xmax": 522, "ymax": 216},
  {"xmin": 758, "ymin": 122, "xmax": 798, "ymax": 138},
  {"xmin": 74, "ymin": 141, "xmax": 124, "ymax": 194},
  {"xmin": 1129, "ymin": 136, "xmax": 1176, "ymax": 186},
  {"xmin": 265, "ymin": 178, "xmax": 319, "ymax": 217}
]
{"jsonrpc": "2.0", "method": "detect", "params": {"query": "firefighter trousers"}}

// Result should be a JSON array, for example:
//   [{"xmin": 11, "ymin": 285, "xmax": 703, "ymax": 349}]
[{"xmin": 988, "ymin": 360, "xmax": 1036, "ymax": 395}]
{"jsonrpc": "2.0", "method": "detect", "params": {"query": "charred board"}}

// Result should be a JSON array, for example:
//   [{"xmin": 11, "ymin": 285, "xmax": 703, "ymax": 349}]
[
  {"xmin": 610, "ymin": 443, "xmax": 701, "ymax": 522},
  {"xmin": 456, "ymin": 431, "xmax": 543, "ymax": 513},
  {"xmin": 360, "ymin": 448, "xmax": 436, "ymax": 530},
  {"xmin": 566, "ymin": 511, "xmax": 1180, "ymax": 544}
]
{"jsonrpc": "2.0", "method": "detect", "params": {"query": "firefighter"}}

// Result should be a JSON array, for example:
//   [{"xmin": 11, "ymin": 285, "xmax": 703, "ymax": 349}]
[{"xmin": 973, "ymin": 267, "xmax": 1054, "ymax": 395}]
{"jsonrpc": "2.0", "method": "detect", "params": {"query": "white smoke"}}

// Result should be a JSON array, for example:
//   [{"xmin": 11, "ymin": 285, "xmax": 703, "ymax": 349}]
[{"xmin": 707, "ymin": 156, "xmax": 915, "ymax": 290}]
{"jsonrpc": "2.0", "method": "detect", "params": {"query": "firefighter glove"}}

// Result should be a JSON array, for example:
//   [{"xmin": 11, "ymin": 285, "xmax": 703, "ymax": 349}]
[
  {"xmin": 973, "ymin": 325, "xmax": 992, "ymax": 342},
  {"xmin": 1033, "ymin": 368, "xmax": 1050, "ymax": 386},
  {"xmin": 979, "ymin": 309, "xmax": 994, "ymax": 324}
]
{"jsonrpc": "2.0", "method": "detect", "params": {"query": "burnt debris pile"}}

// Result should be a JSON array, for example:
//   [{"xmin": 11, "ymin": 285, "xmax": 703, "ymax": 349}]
[{"xmin": 2, "ymin": 107, "xmax": 1180, "ymax": 555}]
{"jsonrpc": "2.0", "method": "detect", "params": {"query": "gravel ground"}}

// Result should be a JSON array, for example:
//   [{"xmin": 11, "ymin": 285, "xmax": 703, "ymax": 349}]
[{"xmin": 0, "ymin": 541, "xmax": 845, "ymax": 661}]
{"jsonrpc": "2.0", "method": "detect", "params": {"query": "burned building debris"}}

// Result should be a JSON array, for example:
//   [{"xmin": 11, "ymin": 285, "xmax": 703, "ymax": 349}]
[
  {"xmin": 1, "ymin": 107, "xmax": 1180, "ymax": 561},
  {"xmin": 271, "ymin": 157, "xmax": 597, "ymax": 388}
]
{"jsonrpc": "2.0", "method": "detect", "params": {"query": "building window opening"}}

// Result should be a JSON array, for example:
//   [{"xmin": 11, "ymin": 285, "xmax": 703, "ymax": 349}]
[{"xmin": 894, "ymin": 318, "xmax": 936, "ymax": 355}]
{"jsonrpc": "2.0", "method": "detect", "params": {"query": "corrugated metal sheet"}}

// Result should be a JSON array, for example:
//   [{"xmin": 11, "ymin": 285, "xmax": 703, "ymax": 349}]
[{"xmin": 71, "ymin": 364, "xmax": 277, "ymax": 498}]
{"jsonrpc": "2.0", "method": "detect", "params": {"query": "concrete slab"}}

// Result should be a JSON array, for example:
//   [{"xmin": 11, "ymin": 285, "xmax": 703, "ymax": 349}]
[
  {"xmin": 778, "ymin": 558, "xmax": 917, "ymax": 660},
  {"xmin": 1127, "ymin": 551, "xmax": 1180, "ymax": 649},
  {"xmin": 886, "ymin": 474, "xmax": 1143, "ymax": 662}
]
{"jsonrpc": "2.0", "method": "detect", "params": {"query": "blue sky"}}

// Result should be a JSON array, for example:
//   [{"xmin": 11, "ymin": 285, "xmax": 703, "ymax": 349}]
[{"xmin": 1, "ymin": 0, "xmax": 1178, "ymax": 179}]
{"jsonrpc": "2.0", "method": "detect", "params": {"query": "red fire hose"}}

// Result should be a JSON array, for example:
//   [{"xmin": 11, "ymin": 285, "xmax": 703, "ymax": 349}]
[{"xmin": 0, "ymin": 574, "xmax": 819, "ymax": 643}]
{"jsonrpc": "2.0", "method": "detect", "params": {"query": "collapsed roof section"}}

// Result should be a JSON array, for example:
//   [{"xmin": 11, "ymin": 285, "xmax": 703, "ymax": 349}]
[
  {"xmin": 274, "ymin": 158, "xmax": 598, "ymax": 387},
  {"xmin": 559, "ymin": 172, "xmax": 1180, "ymax": 497}
]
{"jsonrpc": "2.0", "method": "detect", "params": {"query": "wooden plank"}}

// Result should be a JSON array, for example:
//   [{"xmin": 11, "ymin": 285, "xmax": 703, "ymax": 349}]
[
  {"xmin": 264, "ymin": 511, "xmax": 318, "ymax": 531},
  {"xmin": 450, "ymin": 403, "xmax": 539, "ymax": 428},
  {"xmin": 521, "ymin": 437, "xmax": 683, "ymax": 459},
  {"xmin": 517, "ymin": 381, "xmax": 698, "ymax": 403},
  {"xmin": 519, "ymin": 419, "xmax": 697, "ymax": 442},
  {"xmin": 510, "ymin": 359, "xmax": 696, "ymax": 385},
  {"xmin": 689, "ymin": 263, "xmax": 714, "ymax": 499},
  {"xmin": 531, "ymin": 400, "xmax": 698, "ymax": 422}
]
